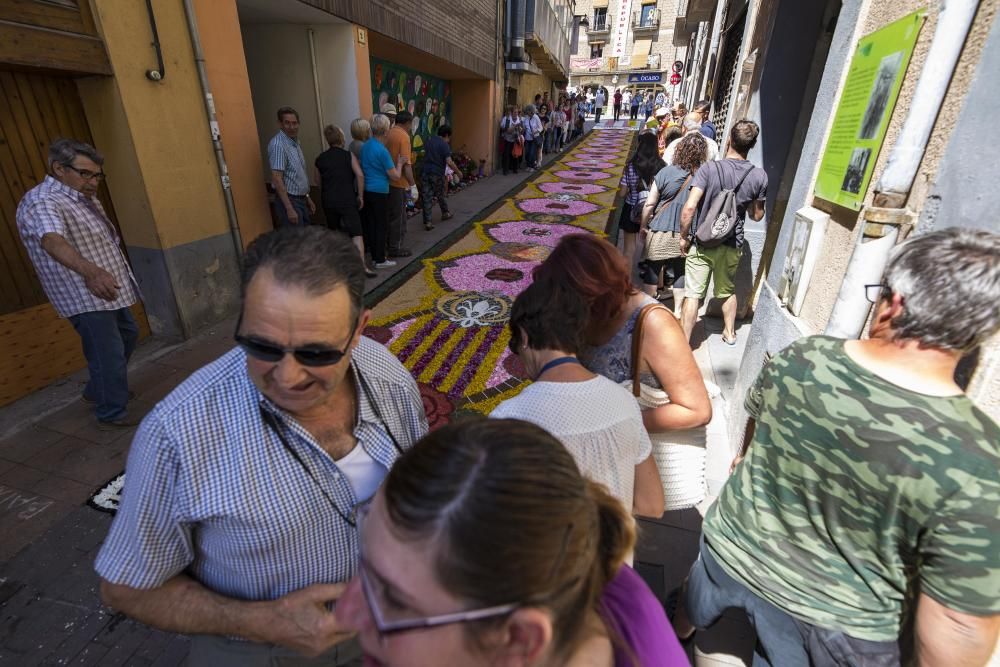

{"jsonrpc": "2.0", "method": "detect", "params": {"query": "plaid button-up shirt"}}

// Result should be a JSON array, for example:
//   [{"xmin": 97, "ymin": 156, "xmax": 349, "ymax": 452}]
[
  {"xmin": 267, "ymin": 131, "xmax": 310, "ymax": 196},
  {"xmin": 95, "ymin": 337, "xmax": 428, "ymax": 601},
  {"xmin": 16, "ymin": 176, "xmax": 140, "ymax": 318}
]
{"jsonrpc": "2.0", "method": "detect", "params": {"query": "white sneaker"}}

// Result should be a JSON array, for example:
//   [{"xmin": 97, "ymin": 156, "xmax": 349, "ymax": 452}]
[{"xmin": 374, "ymin": 260, "xmax": 397, "ymax": 269}]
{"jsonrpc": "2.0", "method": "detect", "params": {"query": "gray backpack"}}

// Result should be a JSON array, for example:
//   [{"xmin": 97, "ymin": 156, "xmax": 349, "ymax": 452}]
[{"xmin": 695, "ymin": 162, "xmax": 755, "ymax": 247}]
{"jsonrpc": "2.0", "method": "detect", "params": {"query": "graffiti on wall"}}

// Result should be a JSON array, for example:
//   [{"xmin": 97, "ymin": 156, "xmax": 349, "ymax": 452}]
[{"xmin": 371, "ymin": 58, "xmax": 452, "ymax": 156}]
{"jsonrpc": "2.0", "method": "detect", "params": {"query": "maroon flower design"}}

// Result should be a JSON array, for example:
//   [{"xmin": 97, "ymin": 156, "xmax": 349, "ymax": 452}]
[
  {"xmin": 363, "ymin": 325, "xmax": 393, "ymax": 344},
  {"xmin": 502, "ymin": 352, "xmax": 529, "ymax": 380},
  {"xmin": 419, "ymin": 383, "xmax": 455, "ymax": 430},
  {"xmin": 485, "ymin": 268, "xmax": 525, "ymax": 282}
]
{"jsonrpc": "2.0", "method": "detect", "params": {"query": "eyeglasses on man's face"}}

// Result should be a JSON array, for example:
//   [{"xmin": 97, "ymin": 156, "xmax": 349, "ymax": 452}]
[
  {"xmin": 63, "ymin": 163, "xmax": 105, "ymax": 181},
  {"xmin": 234, "ymin": 314, "xmax": 359, "ymax": 367},
  {"xmin": 864, "ymin": 283, "xmax": 890, "ymax": 304}
]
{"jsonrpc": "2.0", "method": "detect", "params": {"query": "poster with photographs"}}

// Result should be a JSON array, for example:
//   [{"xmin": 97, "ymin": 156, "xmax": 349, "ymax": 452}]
[
  {"xmin": 814, "ymin": 11, "xmax": 925, "ymax": 210},
  {"xmin": 370, "ymin": 58, "xmax": 452, "ymax": 157}
]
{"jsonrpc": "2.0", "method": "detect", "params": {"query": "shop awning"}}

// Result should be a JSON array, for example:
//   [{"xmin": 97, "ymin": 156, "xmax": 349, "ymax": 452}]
[
  {"xmin": 592, "ymin": 0, "xmax": 609, "ymax": 7},
  {"xmin": 630, "ymin": 39, "xmax": 652, "ymax": 68}
]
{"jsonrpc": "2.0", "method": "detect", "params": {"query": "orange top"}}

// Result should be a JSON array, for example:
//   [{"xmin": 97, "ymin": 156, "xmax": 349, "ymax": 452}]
[{"xmin": 386, "ymin": 125, "xmax": 412, "ymax": 189}]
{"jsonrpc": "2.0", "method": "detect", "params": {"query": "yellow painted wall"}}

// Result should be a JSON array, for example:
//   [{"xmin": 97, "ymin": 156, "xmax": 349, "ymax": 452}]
[
  {"xmin": 83, "ymin": 0, "xmax": 229, "ymax": 251},
  {"xmin": 356, "ymin": 26, "xmax": 373, "ymax": 119},
  {"xmin": 194, "ymin": 0, "xmax": 272, "ymax": 247}
]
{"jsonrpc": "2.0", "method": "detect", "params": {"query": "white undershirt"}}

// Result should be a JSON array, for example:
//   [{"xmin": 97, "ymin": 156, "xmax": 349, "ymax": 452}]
[{"xmin": 335, "ymin": 445, "xmax": 387, "ymax": 503}]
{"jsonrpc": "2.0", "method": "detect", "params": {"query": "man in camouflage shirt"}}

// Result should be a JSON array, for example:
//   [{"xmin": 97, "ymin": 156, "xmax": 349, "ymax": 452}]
[{"xmin": 685, "ymin": 228, "xmax": 1000, "ymax": 666}]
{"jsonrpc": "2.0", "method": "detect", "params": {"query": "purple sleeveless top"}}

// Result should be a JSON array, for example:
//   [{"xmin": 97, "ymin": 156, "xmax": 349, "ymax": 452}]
[{"xmin": 601, "ymin": 565, "xmax": 689, "ymax": 666}]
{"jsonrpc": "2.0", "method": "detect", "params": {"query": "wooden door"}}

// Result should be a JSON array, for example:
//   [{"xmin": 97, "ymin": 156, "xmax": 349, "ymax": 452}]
[{"xmin": 0, "ymin": 69, "xmax": 149, "ymax": 407}]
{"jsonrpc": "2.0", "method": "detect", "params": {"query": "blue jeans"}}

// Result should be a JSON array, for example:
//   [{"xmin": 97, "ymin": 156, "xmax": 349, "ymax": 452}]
[
  {"xmin": 686, "ymin": 540, "xmax": 900, "ymax": 667},
  {"xmin": 69, "ymin": 308, "xmax": 139, "ymax": 422},
  {"xmin": 524, "ymin": 139, "xmax": 538, "ymax": 167},
  {"xmin": 272, "ymin": 194, "xmax": 311, "ymax": 227}
]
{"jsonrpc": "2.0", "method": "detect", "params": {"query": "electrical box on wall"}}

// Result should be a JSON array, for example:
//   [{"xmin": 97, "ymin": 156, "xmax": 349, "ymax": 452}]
[{"xmin": 779, "ymin": 207, "xmax": 829, "ymax": 316}]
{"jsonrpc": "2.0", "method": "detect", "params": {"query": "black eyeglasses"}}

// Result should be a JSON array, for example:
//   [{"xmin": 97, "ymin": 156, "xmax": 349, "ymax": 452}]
[
  {"xmin": 63, "ymin": 164, "xmax": 106, "ymax": 181},
  {"xmin": 235, "ymin": 315, "xmax": 359, "ymax": 367},
  {"xmin": 864, "ymin": 283, "xmax": 890, "ymax": 304}
]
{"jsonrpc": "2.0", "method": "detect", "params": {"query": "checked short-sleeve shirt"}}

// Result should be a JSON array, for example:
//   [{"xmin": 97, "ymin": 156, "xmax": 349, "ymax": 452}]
[
  {"xmin": 95, "ymin": 336, "xmax": 428, "ymax": 602},
  {"xmin": 16, "ymin": 176, "xmax": 140, "ymax": 318},
  {"xmin": 267, "ymin": 131, "xmax": 310, "ymax": 196}
]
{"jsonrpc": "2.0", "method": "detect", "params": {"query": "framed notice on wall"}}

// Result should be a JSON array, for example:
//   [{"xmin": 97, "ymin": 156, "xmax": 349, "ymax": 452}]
[{"xmin": 814, "ymin": 10, "xmax": 926, "ymax": 210}]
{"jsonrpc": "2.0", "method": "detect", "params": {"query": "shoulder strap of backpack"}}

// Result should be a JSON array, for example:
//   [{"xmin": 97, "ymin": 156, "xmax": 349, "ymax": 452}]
[{"xmin": 731, "ymin": 163, "xmax": 755, "ymax": 193}]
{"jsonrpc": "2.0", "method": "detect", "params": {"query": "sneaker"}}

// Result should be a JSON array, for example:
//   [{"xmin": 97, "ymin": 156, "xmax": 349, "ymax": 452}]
[
  {"xmin": 424, "ymin": 223, "xmax": 435, "ymax": 231},
  {"xmin": 97, "ymin": 415, "xmax": 141, "ymax": 431},
  {"xmin": 83, "ymin": 391, "xmax": 136, "ymax": 404},
  {"xmin": 364, "ymin": 267, "xmax": 378, "ymax": 278},
  {"xmin": 373, "ymin": 260, "xmax": 397, "ymax": 269},
  {"xmin": 441, "ymin": 212, "xmax": 454, "ymax": 221},
  {"xmin": 388, "ymin": 248, "xmax": 413, "ymax": 258}
]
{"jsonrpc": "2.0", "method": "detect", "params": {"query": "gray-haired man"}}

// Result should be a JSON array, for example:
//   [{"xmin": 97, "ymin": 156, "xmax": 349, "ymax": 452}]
[
  {"xmin": 96, "ymin": 226, "xmax": 427, "ymax": 666},
  {"xmin": 685, "ymin": 228, "xmax": 1000, "ymax": 665},
  {"xmin": 16, "ymin": 139, "xmax": 141, "ymax": 428}
]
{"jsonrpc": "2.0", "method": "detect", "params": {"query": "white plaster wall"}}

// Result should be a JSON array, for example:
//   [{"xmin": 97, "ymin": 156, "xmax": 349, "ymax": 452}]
[
  {"xmin": 313, "ymin": 24, "xmax": 362, "ymax": 145},
  {"xmin": 241, "ymin": 24, "xmax": 325, "ymax": 182}
]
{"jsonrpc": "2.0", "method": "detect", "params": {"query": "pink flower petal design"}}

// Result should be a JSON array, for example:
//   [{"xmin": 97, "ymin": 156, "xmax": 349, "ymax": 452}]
[
  {"xmin": 552, "ymin": 170, "xmax": 613, "ymax": 182},
  {"xmin": 487, "ymin": 221, "xmax": 590, "ymax": 247},
  {"xmin": 438, "ymin": 253, "xmax": 536, "ymax": 297},
  {"xmin": 516, "ymin": 198, "xmax": 601, "ymax": 216},
  {"xmin": 538, "ymin": 182, "xmax": 608, "ymax": 195},
  {"xmin": 566, "ymin": 160, "xmax": 616, "ymax": 169}
]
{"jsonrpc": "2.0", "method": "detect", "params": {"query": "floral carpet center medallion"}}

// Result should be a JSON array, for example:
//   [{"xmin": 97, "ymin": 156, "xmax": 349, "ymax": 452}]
[{"xmin": 366, "ymin": 128, "xmax": 634, "ymax": 428}]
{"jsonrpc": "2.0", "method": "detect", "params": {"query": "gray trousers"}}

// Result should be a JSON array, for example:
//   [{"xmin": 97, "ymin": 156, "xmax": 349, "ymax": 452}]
[
  {"xmin": 188, "ymin": 635, "xmax": 363, "ymax": 667},
  {"xmin": 387, "ymin": 186, "xmax": 407, "ymax": 253}
]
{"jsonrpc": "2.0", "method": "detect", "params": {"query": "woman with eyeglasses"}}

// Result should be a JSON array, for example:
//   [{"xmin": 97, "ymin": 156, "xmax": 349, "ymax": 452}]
[{"xmin": 335, "ymin": 418, "xmax": 688, "ymax": 666}]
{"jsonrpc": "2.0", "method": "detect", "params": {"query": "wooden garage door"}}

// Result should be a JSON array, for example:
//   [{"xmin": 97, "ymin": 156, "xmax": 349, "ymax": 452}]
[{"xmin": 0, "ymin": 69, "xmax": 149, "ymax": 407}]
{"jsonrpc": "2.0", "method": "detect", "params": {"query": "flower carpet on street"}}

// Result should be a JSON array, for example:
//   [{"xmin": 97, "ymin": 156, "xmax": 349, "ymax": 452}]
[{"xmin": 365, "ymin": 128, "xmax": 634, "ymax": 428}]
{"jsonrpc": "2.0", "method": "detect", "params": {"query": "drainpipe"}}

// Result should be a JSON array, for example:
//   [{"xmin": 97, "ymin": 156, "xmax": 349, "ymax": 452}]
[
  {"xmin": 700, "ymin": 0, "xmax": 728, "ymax": 101},
  {"xmin": 510, "ymin": 0, "xmax": 526, "ymax": 63},
  {"xmin": 825, "ymin": 0, "xmax": 978, "ymax": 339},
  {"xmin": 181, "ymin": 0, "xmax": 244, "ymax": 258}
]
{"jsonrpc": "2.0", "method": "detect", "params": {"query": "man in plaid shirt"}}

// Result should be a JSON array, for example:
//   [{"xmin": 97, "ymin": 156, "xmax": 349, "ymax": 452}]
[{"xmin": 16, "ymin": 139, "xmax": 141, "ymax": 428}]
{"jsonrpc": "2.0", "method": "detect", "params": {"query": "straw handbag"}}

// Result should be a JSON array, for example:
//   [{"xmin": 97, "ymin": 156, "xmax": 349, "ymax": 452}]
[{"xmin": 625, "ymin": 303, "xmax": 707, "ymax": 511}]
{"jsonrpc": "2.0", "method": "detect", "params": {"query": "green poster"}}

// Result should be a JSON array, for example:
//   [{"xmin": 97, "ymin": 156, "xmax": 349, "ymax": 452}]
[
  {"xmin": 814, "ymin": 10, "xmax": 926, "ymax": 210},
  {"xmin": 370, "ymin": 58, "xmax": 452, "ymax": 157}
]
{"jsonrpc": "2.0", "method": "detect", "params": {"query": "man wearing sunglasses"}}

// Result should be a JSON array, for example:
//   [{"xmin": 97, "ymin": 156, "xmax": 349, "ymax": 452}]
[
  {"xmin": 95, "ymin": 226, "xmax": 428, "ymax": 665},
  {"xmin": 16, "ymin": 138, "xmax": 142, "ymax": 429}
]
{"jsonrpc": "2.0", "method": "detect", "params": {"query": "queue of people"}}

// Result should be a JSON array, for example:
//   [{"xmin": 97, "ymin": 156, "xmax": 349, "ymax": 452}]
[
  {"xmin": 272, "ymin": 104, "xmax": 461, "ymax": 278},
  {"xmin": 498, "ymin": 92, "xmax": 585, "ymax": 175}
]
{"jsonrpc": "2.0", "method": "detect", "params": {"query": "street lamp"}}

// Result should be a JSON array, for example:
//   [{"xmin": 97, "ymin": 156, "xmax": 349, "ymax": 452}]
[{"xmin": 579, "ymin": 14, "xmax": 589, "ymax": 28}]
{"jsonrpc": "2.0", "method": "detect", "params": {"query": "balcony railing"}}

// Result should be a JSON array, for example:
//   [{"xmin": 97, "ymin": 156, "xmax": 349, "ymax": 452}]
[
  {"xmin": 589, "ymin": 17, "xmax": 610, "ymax": 33},
  {"xmin": 569, "ymin": 52, "xmax": 662, "ymax": 72},
  {"xmin": 633, "ymin": 9, "xmax": 660, "ymax": 30}
]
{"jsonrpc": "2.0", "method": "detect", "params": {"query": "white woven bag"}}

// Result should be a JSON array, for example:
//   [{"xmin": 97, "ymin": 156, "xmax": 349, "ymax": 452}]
[{"xmin": 627, "ymin": 304, "xmax": 707, "ymax": 512}]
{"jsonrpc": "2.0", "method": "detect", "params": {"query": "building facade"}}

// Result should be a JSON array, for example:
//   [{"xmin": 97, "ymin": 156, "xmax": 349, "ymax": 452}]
[
  {"xmin": 568, "ymin": 0, "xmax": 690, "ymax": 102},
  {"xmin": 670, "ymin": 0, "xmax": 1000, "ymax": 453},
  {"xmin": 503, "ymin": 0, "xmax": 575, "ymax": 108},
  {"xmin": 0, "ymin": 0, "xmax": 517, "ymax": 407}
]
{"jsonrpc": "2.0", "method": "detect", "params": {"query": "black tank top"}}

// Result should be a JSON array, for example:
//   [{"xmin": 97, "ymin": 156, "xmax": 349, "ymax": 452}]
[{"xmin": 315, "ymin": 147, "xmax": 357, "ymax": 208}]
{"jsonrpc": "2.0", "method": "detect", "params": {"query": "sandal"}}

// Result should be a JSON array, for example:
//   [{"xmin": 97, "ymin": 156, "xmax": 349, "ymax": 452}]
[{"xmin": 722, "ymin": 334, "xmax": 737, "ymax": 346}]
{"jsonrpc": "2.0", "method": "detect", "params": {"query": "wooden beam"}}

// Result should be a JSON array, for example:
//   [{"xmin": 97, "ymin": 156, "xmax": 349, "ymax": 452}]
[{"xmin": 0, "ymin": 20, "xmax": 111, "ymax": 76}]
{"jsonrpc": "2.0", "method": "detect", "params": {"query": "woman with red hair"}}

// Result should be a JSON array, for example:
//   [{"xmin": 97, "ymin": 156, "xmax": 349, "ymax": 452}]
[{"xmin": 533, "ymin": 233, "xmax": 712, "ymax": 509}]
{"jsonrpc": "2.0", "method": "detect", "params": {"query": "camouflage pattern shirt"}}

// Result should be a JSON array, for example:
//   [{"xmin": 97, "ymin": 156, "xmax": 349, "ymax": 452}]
[{"xmin": 704, "ymin": 335, "xmax": 1000, "ymax": 641}]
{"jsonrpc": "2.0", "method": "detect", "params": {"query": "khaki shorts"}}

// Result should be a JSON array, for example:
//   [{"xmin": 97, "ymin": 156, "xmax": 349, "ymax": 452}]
[{"xmin": 685, "ymin": 244, "xmax": 742, "ymax": 299}]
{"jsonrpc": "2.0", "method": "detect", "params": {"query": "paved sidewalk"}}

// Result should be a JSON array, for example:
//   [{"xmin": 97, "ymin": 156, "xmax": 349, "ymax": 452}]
[{"xmin": 0, "ymin": 132, "xmax": 595, "ymax": 665}]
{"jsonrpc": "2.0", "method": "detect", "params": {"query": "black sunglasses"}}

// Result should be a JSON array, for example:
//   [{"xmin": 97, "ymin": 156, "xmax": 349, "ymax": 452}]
[{"xmin": 234, "ymin": 315, "xmax": 359, "ymax": 367}]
